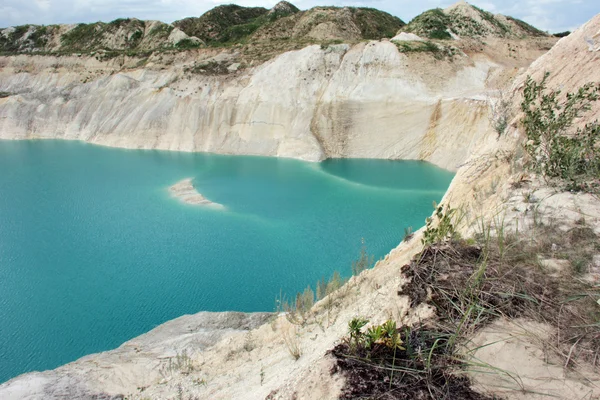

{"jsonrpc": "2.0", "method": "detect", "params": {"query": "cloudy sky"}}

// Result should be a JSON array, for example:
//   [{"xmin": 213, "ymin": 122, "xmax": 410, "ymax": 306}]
[{"xmin": 1, "ymin": 0, "xmax": 599, "ymax": 33}]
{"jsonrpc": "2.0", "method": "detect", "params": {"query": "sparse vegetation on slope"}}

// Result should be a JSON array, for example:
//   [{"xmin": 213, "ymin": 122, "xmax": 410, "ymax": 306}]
[
  {"xmin": 505, "ymin": 16, "xmax": 547, "ymax": 37},
  {"xmin": 331, "ymin": 202, "xmax": 600, "ymax": 398},
  {"xmin": 0, "ymin": 18, "xmax": 199, "ymax": 55},
  {"xmin": 394, "ymin": 40, "xmax": 459, "ymax": 60},
  {"xmin": 402, "ymin": 2, "xmax": 547, "ymax": 40},
  {"xmin": 350, "ymin": 7, "xmax": 405, "ymax": 40},
  {"xmin": 0, "ymin": 24, "xmax": 58, "ymax": 53},
  {"xmin": 277, "ymin": 241, "xmax": 374, "ymax": 328},
  {"xmin": 173, "ymin": 5, "xmax": 270, "ymax": 44},
  {"xmin": 0, "ymin": 2, "xmax": 406, "ymax": 60},
  {"xmin": 521, "ymin": 73, "xmax": 600, "ymax": 192}
]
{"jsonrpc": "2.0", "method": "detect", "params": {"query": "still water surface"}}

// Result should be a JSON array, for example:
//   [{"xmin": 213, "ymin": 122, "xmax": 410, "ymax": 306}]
[{"xmin": 0, "ymin": 140, "xmax": 454, "ymax": 382}]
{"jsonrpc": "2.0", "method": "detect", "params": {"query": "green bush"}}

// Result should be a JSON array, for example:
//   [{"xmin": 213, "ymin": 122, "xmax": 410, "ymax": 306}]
[
  {"xmin": 521, "ymin": 72, "xmax": 600, "ymax": 190},
  {"xmin": 422, "ymin": 203, "xmax": 459, "ymax": 246},
  {"xmin": 175, "ymin": 38, "xmax": 201, "ymax": 49}
]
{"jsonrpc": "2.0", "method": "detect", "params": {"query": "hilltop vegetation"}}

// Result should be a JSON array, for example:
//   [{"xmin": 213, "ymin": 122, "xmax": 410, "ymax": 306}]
[
  {"xmin": 173, "ymin": 3, "xmax": 404, "ymax": 46},
  {"xmin": 0, "ymin": 1, "xmax": 548, "ymax": 60},
  {"xmin": 0, "ymin": 18, "xmax": 202, "ymax": 55},
  {"xmin": 0, "ymin": 1, "xmax": 405, "ymax": 56},
  {"xmin": 402, "ymin": 2, "xmax": 547, "ymax": 39}
]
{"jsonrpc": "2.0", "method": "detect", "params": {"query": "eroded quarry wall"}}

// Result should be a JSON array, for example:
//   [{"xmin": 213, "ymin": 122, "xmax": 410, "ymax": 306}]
[{"xmin": 0, "ymin": 41, "xmax": 513, "ymax": 171}]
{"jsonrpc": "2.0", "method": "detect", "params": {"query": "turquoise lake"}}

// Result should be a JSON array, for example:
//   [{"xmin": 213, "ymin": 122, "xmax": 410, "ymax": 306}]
[{"xmin": 0, "ymin": 140, "xmax": 454, "ymax": 383}]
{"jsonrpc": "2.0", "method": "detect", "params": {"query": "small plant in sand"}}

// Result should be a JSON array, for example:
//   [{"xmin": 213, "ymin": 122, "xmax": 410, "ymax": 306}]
[
  {"xmin": 403, "ymin": 226, "xmax": 414, "ymax": 242},
  {"xmin": 276, "ymin": 285, "xmax": 315, "ymax": 326},
  {"xmin": 330, "ymin": 316, "xmax": 486, "ymax": 399},
  {"xmin": 159, "ymin": 349, "xmax": 195, "ymax": 378},
  {"xmin": 346, "ymin": 318, "xmax": 405, "ymax": 354},
  {"xmin": 351, "ymin": 238, "xmax": 374, "ymax": 276},
  {"xmin": 489, "ymin": 90, "xmax": 513, "ymax": 137},
  {"xmin": 282, "ymin": 325, "xmax": 301, "ymax": 360},
  {"xmin": 422, "ymin": 202, "xmax": 460, "ymax": 246}
]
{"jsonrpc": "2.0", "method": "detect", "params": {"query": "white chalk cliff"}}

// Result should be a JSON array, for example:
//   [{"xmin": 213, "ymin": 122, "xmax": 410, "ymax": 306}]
[{"xmin": 0, "ymin": 37, "xmax": 550, "ymax": 171}]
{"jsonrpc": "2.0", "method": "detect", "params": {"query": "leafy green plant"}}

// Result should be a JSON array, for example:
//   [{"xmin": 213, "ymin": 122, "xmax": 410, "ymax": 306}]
[
  {"xmin": 347, "ymin": 318, "xmax": 406, "ymax": 354},
  {"xmin": 489, "ymin": 90, "xmax": 512, "ymax": 137},
  {"xmin": 521, "ymin": 72, "xmax": 600, "ymax": 190},
  {"xmin": 348, "ymin": 317, "xmax": 368, "ymax": 350},
  {"xmin": 422, "ymin": 202, "xmax": 459, "ymax": 246}
]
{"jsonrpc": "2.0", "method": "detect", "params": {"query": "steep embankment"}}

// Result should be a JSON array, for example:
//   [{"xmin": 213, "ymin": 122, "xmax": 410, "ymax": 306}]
[{"xmin": 0, "ymin": 38, "xmax": 551, "ymax": 170}]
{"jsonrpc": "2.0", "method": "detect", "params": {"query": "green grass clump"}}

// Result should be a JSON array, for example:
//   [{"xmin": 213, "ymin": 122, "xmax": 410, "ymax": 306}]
[
  {"xmin": 175, "ymin": 38, "xmax": 201, "ymax": 49},
  {"xmin": 396, "ymin": 40, "xmax": 440, "ymax": 54},
  {"xmin": 394, "ymin": 40, "xmax": 459, "ymax": 60}
]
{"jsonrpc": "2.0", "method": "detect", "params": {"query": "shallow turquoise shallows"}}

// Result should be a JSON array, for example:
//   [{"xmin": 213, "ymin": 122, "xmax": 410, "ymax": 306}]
[{"xmin": 0, "ymin": 140, "xmax": 454, "ymax": 383}]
